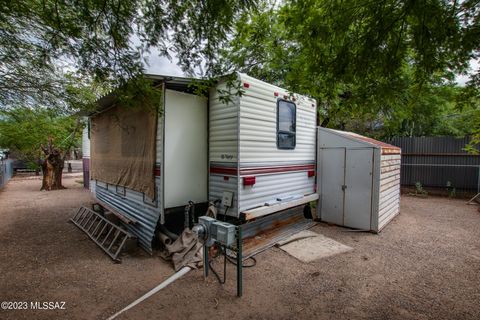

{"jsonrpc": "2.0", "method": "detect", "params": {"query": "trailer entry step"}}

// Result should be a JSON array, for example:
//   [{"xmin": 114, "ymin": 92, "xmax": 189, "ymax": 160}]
[{"xmin": 70, "ymin": 206, "xmax": 135, "ymax": 263}]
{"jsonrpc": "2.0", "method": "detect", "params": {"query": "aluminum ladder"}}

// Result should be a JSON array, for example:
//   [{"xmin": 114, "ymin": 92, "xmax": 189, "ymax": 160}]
[{"xmin": 70, "ymin": 206, "xmax": 134, "ymax": 262}]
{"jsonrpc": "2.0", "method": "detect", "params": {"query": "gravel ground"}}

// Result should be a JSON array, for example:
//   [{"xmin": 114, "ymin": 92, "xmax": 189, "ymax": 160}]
[{"xmin": 0, "ymin": 175, "xmax": 479, "ymax": 320}]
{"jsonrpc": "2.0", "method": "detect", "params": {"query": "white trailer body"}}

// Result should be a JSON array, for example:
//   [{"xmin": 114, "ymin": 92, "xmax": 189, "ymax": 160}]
[
  {"xmin": 88, "ymin": 73, "xmax": 318, "ymax": 252},
  {"xmin": 209, "ymin": 74, "xmax": 318, "ymax": 220}
]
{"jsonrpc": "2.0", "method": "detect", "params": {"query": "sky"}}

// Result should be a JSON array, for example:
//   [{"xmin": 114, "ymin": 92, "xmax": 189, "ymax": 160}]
[
  {"xmin": 143, "ymin": 47, "xmax": 183, "ymax": 77},
  {"xmin": 455, "ymin": 59, "xmax": 479, "ymax": 86}
]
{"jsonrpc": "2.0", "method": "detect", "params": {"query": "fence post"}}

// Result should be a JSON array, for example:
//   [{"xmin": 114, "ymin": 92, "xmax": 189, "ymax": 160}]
[{"xmin": 477, "ymin": 166, "xmax": 480, "ymax": 194}]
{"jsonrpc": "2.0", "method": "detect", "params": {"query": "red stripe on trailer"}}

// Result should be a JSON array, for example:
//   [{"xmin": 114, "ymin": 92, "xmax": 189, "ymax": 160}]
[
  {"xmin": 240, "ymin": 164, "xmax": 315, "ymax": 175},
  {"xmin": 210, "ymin": 164, "xmax": 315, "ymax": 176},
  {"xmin": 243, "ymin": 82, "xmax": 250, "ymax": 88},
  {"xmin": 154, "ymin": 166, "xmax": 161, "ymax": 176},
  {"xmin": 210, "ymin": 167, "xmax": 238, "ymax": 175}
]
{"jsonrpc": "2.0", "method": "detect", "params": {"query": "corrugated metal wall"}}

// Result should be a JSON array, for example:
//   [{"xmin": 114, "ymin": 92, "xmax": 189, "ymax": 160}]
[
  {"xmin": 0, "ymin": 159, "xmax": 13, "ymax": 189},
  {"xmin": 388, "ymin": 136, "xmax": 480, "ymax": 191},
  {"xmin": 95, "ymin": 178, "xmax": 162, "ymax": 253}
]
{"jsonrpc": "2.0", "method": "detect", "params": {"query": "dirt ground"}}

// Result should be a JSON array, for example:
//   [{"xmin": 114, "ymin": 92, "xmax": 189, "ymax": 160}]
[{"xmin": 0, "ymin": 175, "xmax": 479, "ymax": 320}]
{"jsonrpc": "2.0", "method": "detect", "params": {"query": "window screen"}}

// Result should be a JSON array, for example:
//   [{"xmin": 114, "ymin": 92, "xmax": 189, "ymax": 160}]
[{"xmin": 277, "ymin": 100, "xmax": 296, "ymax": 149}]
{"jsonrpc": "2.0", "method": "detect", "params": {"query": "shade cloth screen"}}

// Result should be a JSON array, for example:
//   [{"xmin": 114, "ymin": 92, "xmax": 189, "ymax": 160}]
[{"xmin": 90, "ymin": 105, "xmax": 157, "ymax": 199}]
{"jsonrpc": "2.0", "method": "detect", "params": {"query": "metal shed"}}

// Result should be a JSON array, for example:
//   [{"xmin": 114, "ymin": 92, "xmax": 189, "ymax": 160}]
[{"xmin": 316, "ymin": 127, "xmax": 401, "ymax": 232}]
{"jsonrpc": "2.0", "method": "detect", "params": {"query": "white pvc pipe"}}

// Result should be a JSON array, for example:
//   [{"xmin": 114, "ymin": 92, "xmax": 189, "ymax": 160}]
[{"xmin": 106, "ymin": 266, "xmax": 192, "ymax": 320}]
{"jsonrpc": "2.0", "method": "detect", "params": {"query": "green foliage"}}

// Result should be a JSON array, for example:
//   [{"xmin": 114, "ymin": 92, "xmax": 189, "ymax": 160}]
[
  {"xmin": 221, "ymin": 0, "xmax": 479, "ymax": 139},
  {"xmin": 374, "ymin": 83, "xmax": 479, "ymax": 139},
  {"xmin": 0, "ymin": 0, "xmax": 257, "ymax": 109},
  {"xmin": 187, "ymin": 73, "xmax": 245, "ymax": 105},
  {"xmin": 0, "ymin": 107, "xmax": 80, "ymax": 168},
  {"xmin": 413, "ymin": 182, "xmax": 428, "ymax": 197},
  {"xmin": 446, "ymin": 181, "xmax": 456, "ymax": 198},
  {"xmin": 115, "ymin": 75, "xmax": 164, "ymax": 113}
]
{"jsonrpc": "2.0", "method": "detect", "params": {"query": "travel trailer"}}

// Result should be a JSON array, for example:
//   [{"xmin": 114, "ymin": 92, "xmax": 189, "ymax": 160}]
[
  {"xmin": 82, "ymin": 73, "xmax": 400, "ymax": 253},
  {"xmin": 84, "ymin": 73, "xmax": 318, "ymax": 252}
]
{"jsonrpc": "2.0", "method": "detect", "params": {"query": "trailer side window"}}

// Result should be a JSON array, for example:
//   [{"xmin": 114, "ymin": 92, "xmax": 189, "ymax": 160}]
[{"xmin": 277, "ymin": 100, "xmax": 296, "ymax": 149}]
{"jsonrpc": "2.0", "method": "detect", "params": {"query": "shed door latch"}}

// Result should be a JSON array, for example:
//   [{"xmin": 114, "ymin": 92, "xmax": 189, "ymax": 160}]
[{"xmin": 341, "ymin": 185, "xmax": 347, "ymax": 191}]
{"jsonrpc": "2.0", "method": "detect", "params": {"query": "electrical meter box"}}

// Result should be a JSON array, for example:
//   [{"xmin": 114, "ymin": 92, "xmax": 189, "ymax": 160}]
[{"xmin": 197, "ymin": 216, "xmax": 236, "ymax": 247}]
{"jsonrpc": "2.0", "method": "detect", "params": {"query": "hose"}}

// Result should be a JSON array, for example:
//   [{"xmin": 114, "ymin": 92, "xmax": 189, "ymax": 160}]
[
  {"xmin": 223, "ymin": 206, "xmax": 229, "ymax": 221},
  {"xmin": 157, "ymin": 232, "xmax": 173, "ymax": 246},
  {"xmin": 227, "ymin": 255, "xmax": 256, "ymax": 268},
  {"xmin": 223, "ymin": 248, "xmax": 257, "ymax": 268},
  {"xmin": 209, "ymin": 247, "xmax": 227, "ymax": 284},
  {"xmin": 158, "ymin": 225, "xmax": 178, "ymax": 241},
  {"xmin": 106, "ymin": 266, "xmax": 192, "ymax": 320},
  {"xmin": 209, "ymin": 244, "xmax": 257, "ymax": 285}
]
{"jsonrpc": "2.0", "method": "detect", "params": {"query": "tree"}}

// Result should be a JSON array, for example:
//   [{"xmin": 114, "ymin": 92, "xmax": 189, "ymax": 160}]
[
  {"xmin": 0, "ymin": 107, "xmax": 81, "ymax": 189},
  {"xmin": 40, "ymin": 134, "xmax": 80, "ymax": 191},
  {"xmin": 220, "ymin": 0, "xmax": 479, "ymax": 136},
  {"xmin": 0, "ymin": 0, "xmax": 258, "ymax": 109}
]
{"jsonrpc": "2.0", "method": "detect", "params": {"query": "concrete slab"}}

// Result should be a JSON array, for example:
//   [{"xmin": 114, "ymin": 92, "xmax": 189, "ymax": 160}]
[{"xmin": 277, "ymin": 230, "xmax": 353, "ymax": 262}]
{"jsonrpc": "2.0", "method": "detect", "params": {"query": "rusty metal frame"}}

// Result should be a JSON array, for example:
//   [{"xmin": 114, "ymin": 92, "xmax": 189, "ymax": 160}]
[{"xmin": 240, "ymin": 206, "xmax": 315, "ymax": 259}]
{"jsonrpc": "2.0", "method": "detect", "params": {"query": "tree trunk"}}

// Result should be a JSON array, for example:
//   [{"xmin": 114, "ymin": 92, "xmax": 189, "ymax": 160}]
[
  {"xmin": 40, "ymin": 119, "xmax": 81, "ymax": 191},
  {"xmin": 40, "ymin": 139, "xmax": 65, "ymax": 191}
]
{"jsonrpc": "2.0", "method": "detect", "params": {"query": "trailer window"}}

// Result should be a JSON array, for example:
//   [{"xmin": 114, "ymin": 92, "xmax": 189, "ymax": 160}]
[{"xmin": 277, "ymin": 100, "xmax": 296, "ymax": 149}]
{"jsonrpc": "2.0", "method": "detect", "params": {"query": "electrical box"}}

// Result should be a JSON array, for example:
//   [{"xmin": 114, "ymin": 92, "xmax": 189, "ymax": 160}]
[
  {"xmin": 197, "ymin": 216, "xmax": 236, "ymax": 247},
  {"xmin": 222, "ymin": 191, "xmax": 234, "ymax": 207},
  {"xmin": 211, "ymin": 221, "xmax": 236, "ymax": 247}
]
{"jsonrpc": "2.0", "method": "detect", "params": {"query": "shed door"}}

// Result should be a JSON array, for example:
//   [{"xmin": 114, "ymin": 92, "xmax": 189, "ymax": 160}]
[
  {"xmin": 320, "ymin": 148, "xmax": 345, "ymax": 225},
  {"xmin": 344, "ymin": 149, "xmax": 373, "ymax": 229},
  {"xmin": 164, "ymin": 90, "xmax": 208, "ymax": 208}
]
